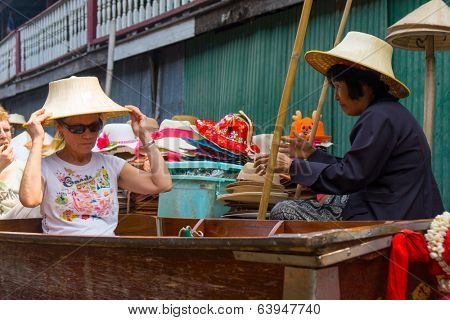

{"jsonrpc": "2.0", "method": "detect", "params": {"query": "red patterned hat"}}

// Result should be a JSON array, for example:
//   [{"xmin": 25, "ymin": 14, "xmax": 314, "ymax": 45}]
[{"xmin": 194, "ymin": 111, "xmax": 260, "ymax": 155}]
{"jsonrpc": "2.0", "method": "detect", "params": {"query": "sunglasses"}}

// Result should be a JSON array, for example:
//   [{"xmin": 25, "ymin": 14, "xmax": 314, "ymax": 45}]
[{"xmin": 59, "ymin": 120, "xmax": 103, "ymax": 134}]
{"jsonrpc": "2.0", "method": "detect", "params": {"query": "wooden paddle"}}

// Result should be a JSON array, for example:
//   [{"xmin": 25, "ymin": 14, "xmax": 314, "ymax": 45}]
[
  {"xmin": 293, "ymin": 0, "xmax": 353, "ymax": 200},
  {"xmin": 257, "ymin": 0, "xmax": 314, "ymax": 220}
]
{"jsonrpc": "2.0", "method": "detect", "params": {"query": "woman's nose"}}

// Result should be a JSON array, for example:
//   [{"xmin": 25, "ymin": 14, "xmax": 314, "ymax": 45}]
[{"xmin": 334, "ymin": 90, "xmax": 340, "ymax": 101}]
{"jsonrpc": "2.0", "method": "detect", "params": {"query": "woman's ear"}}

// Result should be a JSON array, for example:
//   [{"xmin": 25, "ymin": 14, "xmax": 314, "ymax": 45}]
[{"xmin": 55, "ymin": 123, "xmax": 63, "ymax": 139}]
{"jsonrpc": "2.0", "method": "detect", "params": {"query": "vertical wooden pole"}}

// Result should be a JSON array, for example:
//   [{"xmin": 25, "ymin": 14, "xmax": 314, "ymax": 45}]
[
  {"xmin": 257, "ymin": 0, "xmax": 314, "ymax": 220},
  {"xmin": 424, "ymin": 35, "xmax": 435, "ymax": 150},
  {"xmin": 15, "ymin": 31, "xmax": 21, "ymax": 75},
  {"xmin": 105, "ymin": 21, "xmax": 116, "ymax": 96},
  {"xmin": 294, "ymin": 0, "xmax": 353, "ymax": 200},
  {"xmin": 87, "ymin": 0, "xmax": 97, "ymax": 45}
]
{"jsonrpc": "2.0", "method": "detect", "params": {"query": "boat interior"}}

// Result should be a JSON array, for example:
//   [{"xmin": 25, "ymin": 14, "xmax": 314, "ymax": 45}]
[{"xmin": 0, "ymin": 214, "xmax": 430, "ymax": 239}]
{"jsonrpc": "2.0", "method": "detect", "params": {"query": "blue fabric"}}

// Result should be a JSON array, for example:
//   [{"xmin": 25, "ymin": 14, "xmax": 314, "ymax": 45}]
[
  {"xmin": 289, "ymin": 98, "xmax": 444, "ymax": 220},
  {"xmin": 183, "ymin": 138, "xmax": 241, "ymax": 159}
]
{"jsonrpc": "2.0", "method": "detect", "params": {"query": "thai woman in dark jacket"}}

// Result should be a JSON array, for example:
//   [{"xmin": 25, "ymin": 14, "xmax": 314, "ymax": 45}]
[{"xmin": 255, "ymin": 32, "xmax": 444, "ymax": 221}]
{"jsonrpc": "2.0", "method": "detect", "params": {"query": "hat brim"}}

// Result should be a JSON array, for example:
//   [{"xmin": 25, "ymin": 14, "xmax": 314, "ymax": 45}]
[
  {"xmin": 92, "ymin": 141, "xmax": 139, "ymax": 154},
  {"xmin": 43, "ymin": 109, "xmax": 131, "ymax": 126},
  {"xmin": 217, "ymin": 192, "xmax": 288, "ymax": 204},
  {"xmin": 155, "ymin": 137, "xmax": 197, "ymax": 153},
  {"xmin": 304, "ymin": 50, "xmax": 410, "ymax": 99}
]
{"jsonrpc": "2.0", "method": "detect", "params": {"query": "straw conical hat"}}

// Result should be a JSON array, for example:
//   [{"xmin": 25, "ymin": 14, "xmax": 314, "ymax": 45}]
[
  {"xmin": 41, "ymin": 76, "xmax": 130, "ymax": 125},
  {"xmin": 386, "ymin": 0, "xmax": 450, "ymax": 51},
  {"xmin": 8, "ymin": 113, "xmax": 26, "ymax": 125},
  {"xmin": 305, "ymin": 31, "xmax": 410, "ymax": 99}
]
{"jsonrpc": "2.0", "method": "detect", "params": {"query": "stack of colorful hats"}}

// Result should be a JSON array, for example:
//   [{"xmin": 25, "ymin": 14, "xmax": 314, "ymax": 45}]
[
  {"xmin": 187, "ymin": 111, "xmax": 260, "ymax": 165},
  {"xmin": 217, "ymin": 163, "xmax": 289, "ymax": 218},
  {"xmin": 151, "ymin": 119, "xmax": 198, "ymax": 162}
]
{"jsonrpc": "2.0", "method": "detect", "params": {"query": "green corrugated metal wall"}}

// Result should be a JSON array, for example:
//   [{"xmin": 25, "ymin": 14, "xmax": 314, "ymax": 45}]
[{"xmin": 184, "ymin": 0, "xmax": 449, "ymax": 209}]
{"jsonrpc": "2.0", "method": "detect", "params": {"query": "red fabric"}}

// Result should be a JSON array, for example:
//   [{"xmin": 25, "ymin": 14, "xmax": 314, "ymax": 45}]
[
  {"xmin": 163, "ymin": 151, "xmax": 182, "ymax": 162},
  {"xmin": 386, "ymin": 229, "xmax": 450, "ymax": 300},
  {"xmin": 151, "ymin": 128, "xmax": 193, "ymax": 140},
  {"xmin": 195, "ymin": 114, "xmax": 260, "ymax": 154},
  {"xmin": 386, "ymin": 230, "xmax": 430, "ymax": 300}
]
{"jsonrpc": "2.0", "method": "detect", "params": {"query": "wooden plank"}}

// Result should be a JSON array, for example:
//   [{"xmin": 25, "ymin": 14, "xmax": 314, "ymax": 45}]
[
  {"xmin": 283, "ymin": 266, "xmax": 340, "ymax": 299},
  {"xmin": 234, "ymin": 236, "xmax": 392, "ymax": 268},
  {"xmin": 113, "ymin": 19, "xmax": 195, "ymax": 62},
  {"xmin": 202, "ymin": 219, "xmax": 279, "ymax": 237},
  {"xmin": 0, "ymin": 241, "xmax": 285, "ymax": 299},
  {"xmin": 15, "ymin": 31, "xmax": 20, "ymax": 75},
  {"xmin": 115, "ymin": 215, "xmax": 157, "ymax": 236},
  {"xmin": 87, "ymin": 0, "xmax": 97, "ymax": 45},
  {"xmin": 10, "ymin": 47, "xmax": 107, "ymax": 95},
  {"xmin": 195, "ymin": 0, "xmax": 301, "ymax": 34},
  {"xmin": 0, "ymin": 218, "xmax": 42, "ymax": 233}
]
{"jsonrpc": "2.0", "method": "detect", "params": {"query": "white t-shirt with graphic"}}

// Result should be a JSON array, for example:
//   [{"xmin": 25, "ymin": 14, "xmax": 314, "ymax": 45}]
[{"xmin": 41, "ymin": 153, "xmax": 126, "ymax": 236}]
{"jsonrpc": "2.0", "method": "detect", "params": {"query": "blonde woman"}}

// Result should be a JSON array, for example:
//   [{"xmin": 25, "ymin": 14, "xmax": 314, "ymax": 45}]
[{"xmin": 19, "ymin": 76, "xmax": 172, "ymax": 235}]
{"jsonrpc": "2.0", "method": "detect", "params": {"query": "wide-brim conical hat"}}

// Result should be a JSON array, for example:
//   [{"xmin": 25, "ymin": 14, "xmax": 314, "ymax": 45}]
[
  {"xmin": 386, "ymin": 0, "xmax": 450, "ymax": 51},
  {"xmin": 305, "ymin": 32, "xmax": 410, "ymax": 99},
  {"xmin": 41, "ymin": 76, "xmax": 130, "ymax": 125}
]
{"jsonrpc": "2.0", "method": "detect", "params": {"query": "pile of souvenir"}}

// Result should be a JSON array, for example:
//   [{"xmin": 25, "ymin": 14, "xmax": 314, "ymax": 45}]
[
  {"xmin": 150, "ymin": 119, "xmax": 198, "ymax": 162},
  {"xmin": 187, "ymin": 111, "xmax": 260, "ymax": 165},
  {"xmin": 217, "ymin": 163, "xmax": 289, "ymax": 218}
]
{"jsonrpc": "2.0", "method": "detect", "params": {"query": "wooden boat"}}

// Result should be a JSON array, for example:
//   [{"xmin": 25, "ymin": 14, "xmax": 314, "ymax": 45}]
[{"xmin": 0, "ymin": 215, "xmax": 437, "ymax": 299}]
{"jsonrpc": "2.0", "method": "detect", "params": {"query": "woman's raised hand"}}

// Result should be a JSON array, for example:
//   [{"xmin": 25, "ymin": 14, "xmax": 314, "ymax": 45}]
[
  {"xmin": 125, "ymin": 105, "xmax": 150, "ymax": 143},
  {"xmin": 25, "ymin": 109, "xmax": 51, "ymax": 144}
]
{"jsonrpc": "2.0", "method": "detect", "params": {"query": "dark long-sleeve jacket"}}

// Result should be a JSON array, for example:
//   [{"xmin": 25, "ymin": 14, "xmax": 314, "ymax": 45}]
[{"xmin": 289, "ymin": 98, "xmax": 444, "ymax": 220}]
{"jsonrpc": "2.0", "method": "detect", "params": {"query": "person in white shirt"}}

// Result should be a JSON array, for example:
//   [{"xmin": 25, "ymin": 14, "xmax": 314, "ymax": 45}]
[
  {"xmin": 20, "ymin": 106, "xmax": 172, "ymax": 236},
  {"xmin": 0, "ymin": 106, "xmax": 40, "ymax": 219}
]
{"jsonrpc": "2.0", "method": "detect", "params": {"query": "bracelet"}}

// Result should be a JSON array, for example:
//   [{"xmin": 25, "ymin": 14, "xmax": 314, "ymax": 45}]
[{"xmin": 141, "ymin": 139, "xmax": 156, "ymax": 150}]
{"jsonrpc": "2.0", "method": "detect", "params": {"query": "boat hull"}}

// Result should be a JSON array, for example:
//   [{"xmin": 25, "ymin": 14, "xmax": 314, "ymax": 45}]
[{"xmin": 0, "ymin": 216, "xmax": 437, "ymax": 299}]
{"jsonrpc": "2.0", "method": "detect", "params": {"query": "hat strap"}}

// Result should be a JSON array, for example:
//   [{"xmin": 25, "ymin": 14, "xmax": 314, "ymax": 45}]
[{"xmin": 239, "ymin": 110, "xmax": 255, "ymax": 154}]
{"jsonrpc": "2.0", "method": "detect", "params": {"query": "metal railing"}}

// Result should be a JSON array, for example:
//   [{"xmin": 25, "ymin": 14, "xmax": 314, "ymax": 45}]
[
  {"xmin": 20, "ymin": 0, "xmax": 87, "ymax": 72},
  {"xmin": 0, "ymin": 33, "xmax": 16, "ymax": 83},
  {"xmin": 96, "ymin": 0, "xmax": 194, "ymax": 37},
  {"xmin": 0, "ymin": 0, "xmax": 199, "ymax": 84}
]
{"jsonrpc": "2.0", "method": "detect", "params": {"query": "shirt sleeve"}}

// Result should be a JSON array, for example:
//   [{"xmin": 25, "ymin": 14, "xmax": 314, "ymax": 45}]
[
  {"xmin": 289, "ymin": 109, "xmax": 396, "ymax": 195},
  {"xmin": 308, "ymin": 149, "xmax": 342, "ymax": 164},
  {"xmin": 103, "ymin": 154, "xmax": 127, "ymax": 177}
]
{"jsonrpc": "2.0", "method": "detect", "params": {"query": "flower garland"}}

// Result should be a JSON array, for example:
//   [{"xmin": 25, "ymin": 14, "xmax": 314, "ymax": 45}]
[{"xmin": 425, "ymin": 211, "xmax": 450, "ymax": 275}]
